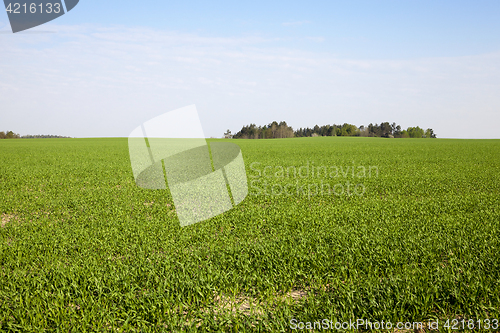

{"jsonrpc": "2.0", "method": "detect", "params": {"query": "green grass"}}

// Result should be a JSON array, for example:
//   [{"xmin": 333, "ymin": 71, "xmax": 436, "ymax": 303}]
[{"xmin": 0, "ymin": 137, "xmax": 499, "ymax": 332}]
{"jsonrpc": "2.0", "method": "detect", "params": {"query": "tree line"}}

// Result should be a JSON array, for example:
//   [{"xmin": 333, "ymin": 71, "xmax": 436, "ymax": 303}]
[
  {"xmin": 231, "ymin": 121, "xmax": 295, "ymax": 139},
  {"xmin": 0, "ymin": 131, "xmax": 21, "ymax": 139},
  {"xmin": 230, "ymin": 121, "xmax": 436, "ymax": 139},
  {"xmin": 0, "ymin": 131, "xmax": 71, "ymax": 139}
]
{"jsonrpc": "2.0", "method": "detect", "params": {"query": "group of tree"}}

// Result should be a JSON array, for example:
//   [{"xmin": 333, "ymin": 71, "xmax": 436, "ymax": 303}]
[
  {"xmin": 0, "ymin": 131, "xmax": 71, "ymax": 139},
  {"xmin": 231, "ymin": 121, "xmax": 295, "ymax": 139},
  {"xmin": 21, "ymin": 134, "xmax": 71, "ymax": 139},
  {"xmin": 231, "ymin": 121, "xmax": 436, "ymax": 139},
  {"xmin": 295, "ymin": 123, "xmax": 358, "ymax": 137},
  {"xmin": 0, "ymin": 131, "xmax": 20, "ymax": 139},
  {"xmin": 359, "ymin": 122, "xmax": 436, "ymax": 138}
]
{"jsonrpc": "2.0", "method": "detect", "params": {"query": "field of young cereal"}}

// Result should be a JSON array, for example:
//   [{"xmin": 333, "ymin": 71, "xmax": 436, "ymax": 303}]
[{"xmin": 1, "ymin": 137, "xmax": 499, "ymax": 331}]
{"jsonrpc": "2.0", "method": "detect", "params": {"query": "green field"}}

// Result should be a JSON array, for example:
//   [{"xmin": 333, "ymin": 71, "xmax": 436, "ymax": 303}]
[{"xmin": 1, "ymin": 137, "xmax": 499, "ymax": 332}]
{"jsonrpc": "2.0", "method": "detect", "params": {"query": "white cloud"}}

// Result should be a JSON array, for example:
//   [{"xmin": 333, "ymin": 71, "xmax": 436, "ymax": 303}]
[{"xmin": 0, "ymin": 24, "xmax": 499, "ymax": 138}]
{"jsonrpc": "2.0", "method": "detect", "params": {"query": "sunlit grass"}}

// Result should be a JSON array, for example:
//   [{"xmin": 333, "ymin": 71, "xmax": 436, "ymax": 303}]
[{"xmin": 0, "ymin": 137, "xmax": 499, "ymax": 332}]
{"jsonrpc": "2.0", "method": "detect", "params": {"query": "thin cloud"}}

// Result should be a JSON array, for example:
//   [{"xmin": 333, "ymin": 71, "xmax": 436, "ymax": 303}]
[
  {"xmin": 1, "ymin": 24, "xmax": 499, "ymax": 139},
  {"xmin": 282, "ymin": 21, "xmax": 310, "ymax": 26},
  {"xmin": 305, "ymin": 36, "xmax": 325, "ymax": 42}
]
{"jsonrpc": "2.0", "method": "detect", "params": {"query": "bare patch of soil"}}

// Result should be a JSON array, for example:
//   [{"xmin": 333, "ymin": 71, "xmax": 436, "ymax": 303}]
[
  {"xmin": 210, "ymin": 288, "xmax": 309, "ymax": 317},
  {"xmin": 1, "ymin": 213, "xmax": 18, "ymax": 227}
]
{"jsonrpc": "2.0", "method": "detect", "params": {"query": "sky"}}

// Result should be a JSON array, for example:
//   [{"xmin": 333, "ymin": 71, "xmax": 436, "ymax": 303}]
[{"xmin": 1, "ymin": 0, "xmax": 499, "ymax": 138}]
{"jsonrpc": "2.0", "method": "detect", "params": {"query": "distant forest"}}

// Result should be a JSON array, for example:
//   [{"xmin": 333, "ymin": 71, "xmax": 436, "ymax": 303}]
[
  {"xmin": 0, "ymin": 131, "xmax": 71, "ymax": 139},
  {"xmin": 229, "ymin": 121, "xmax": 436, "ymax": 139}
]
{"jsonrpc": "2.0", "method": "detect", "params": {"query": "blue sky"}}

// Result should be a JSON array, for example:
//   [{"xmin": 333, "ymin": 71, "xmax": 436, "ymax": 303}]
[
  {"xmin": 44, "ymin": 0, "xmax": 500, "ymax": 58},
  {"xmin": 1, "ymin": 1, "xmax": 500, "ymax": 138}
]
